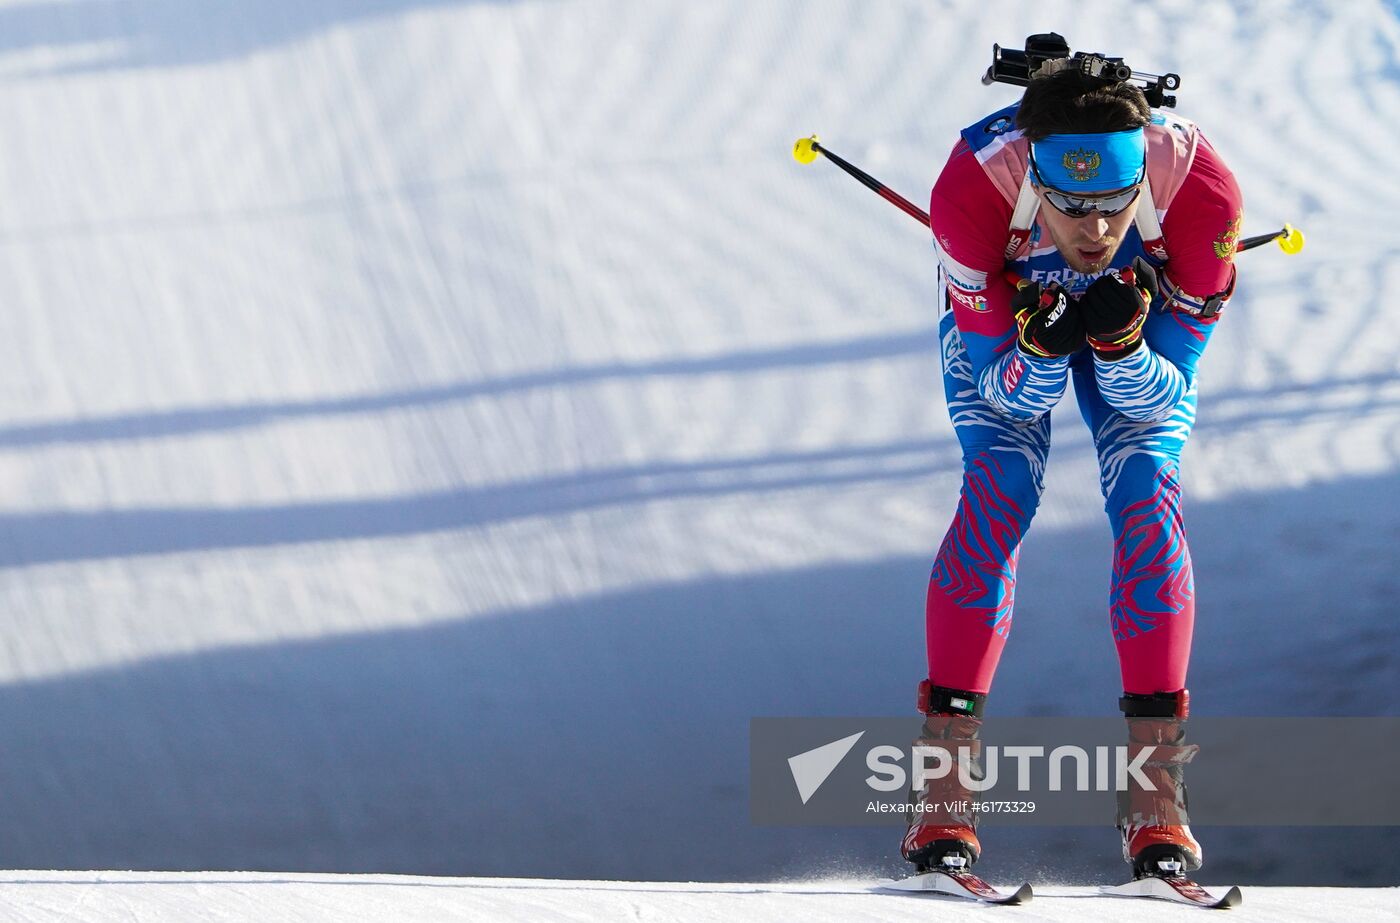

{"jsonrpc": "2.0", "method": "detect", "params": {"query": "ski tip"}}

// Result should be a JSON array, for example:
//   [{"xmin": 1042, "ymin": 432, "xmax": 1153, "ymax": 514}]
[
  {"xmin": 1004, "ymin": 881, "xmax": 1034, "ymax": 905},
  {"xmin": 1215, "ymin": 885, "xmax": 1243, "ymax": 909},
  {"xmin": 1100, "ymin": 877, "xmax": 1243, "ymax": 909}
]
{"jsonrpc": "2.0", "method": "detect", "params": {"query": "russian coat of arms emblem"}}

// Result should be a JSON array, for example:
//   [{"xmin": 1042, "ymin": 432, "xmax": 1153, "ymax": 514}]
[
  {"xmin": 1213, "ymin": 211, "xmax": 1243, "ymax": 262},
  {"xmin": 1061, "ymin": 148, "xmax": 1102, "ymax": 182}
]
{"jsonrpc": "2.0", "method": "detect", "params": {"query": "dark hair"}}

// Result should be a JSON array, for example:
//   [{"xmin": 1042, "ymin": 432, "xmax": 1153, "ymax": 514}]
[{"xmin": 1015, "ymin": 66, "xmax": 1151, "ymax": 141}]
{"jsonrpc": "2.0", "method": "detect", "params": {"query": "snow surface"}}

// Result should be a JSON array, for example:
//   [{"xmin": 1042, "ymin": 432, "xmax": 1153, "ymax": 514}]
[
  {"xmin": 0, "ymin": 0, "xmax": 1397, "ymax": 895},
  {"xmin": 0, "ymin": 873, "xmax": 1395, "ymax": 923}
]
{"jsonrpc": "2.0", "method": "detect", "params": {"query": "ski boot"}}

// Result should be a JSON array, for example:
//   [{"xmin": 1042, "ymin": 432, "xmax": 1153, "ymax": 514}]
[
  {"xmin": 1116, "ymin": 689, "xmax": 1202, "ymax": 878},
  {"xmin": 901, "ymin": 681, "xmax": 986, "ymax": 873}
]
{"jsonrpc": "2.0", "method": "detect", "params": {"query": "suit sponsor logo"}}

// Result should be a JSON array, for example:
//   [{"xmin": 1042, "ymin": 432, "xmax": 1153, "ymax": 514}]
[
  {"xmin": 1001, "ymin": 354, "xmax": 1025, "ymax": 392},
  {"xmin": 1004, "ymin": 229, "xmax": 1030, "ymax": 260},
  {"xmin": 1028, "ymin": 266, "xmax": 1111, "ymax": 290},
  {"xmin": 949, "ymin": 286, "xmax": 990, "ymax": 313}
]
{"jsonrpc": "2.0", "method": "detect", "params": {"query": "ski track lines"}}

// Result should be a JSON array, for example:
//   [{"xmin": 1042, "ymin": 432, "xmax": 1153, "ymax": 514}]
[{"xmin": 0, "ymin": 0, "xmax": 1397, "ymax": 888}]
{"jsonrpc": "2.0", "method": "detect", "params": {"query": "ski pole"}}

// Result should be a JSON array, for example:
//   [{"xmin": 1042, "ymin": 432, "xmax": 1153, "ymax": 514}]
[
  {"xmin": 792, "ymin": 134, "xmax": 1304, "ymax": 256},
  {"xmin": 792, "ymin": 135, "xmax": 929, "ymax": 227},
  {"xmin": 1236, "ymin": 224, "xmax": 1305, "ymax": 255}
]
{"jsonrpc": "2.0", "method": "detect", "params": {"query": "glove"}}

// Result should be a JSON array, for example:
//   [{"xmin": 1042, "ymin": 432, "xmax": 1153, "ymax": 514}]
[
  {"xmin": 1079, "ymin": 256, "xmax": 1159, "ymax": 360},
  {"xmin": 1012, "ymin": 280, "xmax": 1084, "ymax": 358}
]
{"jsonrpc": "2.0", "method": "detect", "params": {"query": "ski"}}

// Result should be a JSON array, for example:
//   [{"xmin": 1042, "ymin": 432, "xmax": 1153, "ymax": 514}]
[
  {"xmin": 1100, "ymin": 875, "xmax": 1242, "ymax": 909},
  {"xmin": 876, "ymin": 869, "xmax": 1033, "ymax": 905}
]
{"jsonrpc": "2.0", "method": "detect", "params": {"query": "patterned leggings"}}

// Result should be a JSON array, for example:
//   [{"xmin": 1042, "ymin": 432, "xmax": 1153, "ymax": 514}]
[{"xmin": 925, "ymin": 312, "xmax": 1197, "ymax": 696}]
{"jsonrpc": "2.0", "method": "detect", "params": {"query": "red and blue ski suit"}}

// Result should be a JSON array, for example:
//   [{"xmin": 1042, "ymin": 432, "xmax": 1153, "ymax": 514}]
[{"xmin": 926, "ymin": 104, "xmax": 1243, "ymax": 696}]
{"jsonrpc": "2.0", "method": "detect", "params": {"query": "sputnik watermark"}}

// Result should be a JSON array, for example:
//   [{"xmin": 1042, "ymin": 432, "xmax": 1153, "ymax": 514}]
[
  {"xmin": 788, "ymin": 739, "xmax": 1160, "ymax": 804},
  {"xmin": 871, "ymin": 744, "xmax": 1158, "ymax": 792},
  {"xmin": 755, "ymin": 717, "xmax": 1400, "ymax": 827},
  {"xmin": 787, "ymin": 732, "xmax": 865, "ymax": 804},
  {"xmin": 867, "ymin": 800, "xmax": 1038, "ymax": 814}
]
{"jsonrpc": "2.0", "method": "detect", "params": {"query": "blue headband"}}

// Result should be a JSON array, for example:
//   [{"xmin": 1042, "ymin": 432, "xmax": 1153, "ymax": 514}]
[{"xmin": 1030, "ymin": 128, "xmax": 1146, "ymax": 193}]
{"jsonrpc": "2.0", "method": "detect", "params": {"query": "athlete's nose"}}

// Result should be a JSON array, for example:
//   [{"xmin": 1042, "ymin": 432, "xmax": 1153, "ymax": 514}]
[{"xmin": 1080, "ymin": 213, "xmax": 1110, "ymax": 241}]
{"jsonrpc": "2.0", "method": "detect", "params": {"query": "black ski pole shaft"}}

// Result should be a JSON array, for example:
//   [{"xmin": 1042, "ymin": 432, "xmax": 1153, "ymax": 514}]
[
  {"xmin": 792, "ymin": 135, "xmax": 929, "ymax": 227},
  {"xmin": 1236, "ymin": 224, "xmax": 1305, "ymax": 254}
]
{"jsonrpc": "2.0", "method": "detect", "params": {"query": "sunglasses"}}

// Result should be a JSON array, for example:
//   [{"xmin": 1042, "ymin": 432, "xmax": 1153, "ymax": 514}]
[{"xmin": 1028, "ymin": 151, "xmax": 1143, "ymax": 219}]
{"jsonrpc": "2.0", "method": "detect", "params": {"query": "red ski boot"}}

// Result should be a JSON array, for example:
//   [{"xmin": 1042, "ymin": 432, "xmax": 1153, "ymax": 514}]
[
  {"xmin": 1117, "ymin": 690, "xmax": 1202, "ymax": 877},
  {"xmin": 901, "ymin": 681, "xmax": 986, "ymax": 873}
]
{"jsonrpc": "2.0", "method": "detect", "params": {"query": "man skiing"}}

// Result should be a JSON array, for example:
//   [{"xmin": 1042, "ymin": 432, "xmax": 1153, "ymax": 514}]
[{"xmin": 902, "ymin": 51, "xmax": 1242, "ymax": 883}]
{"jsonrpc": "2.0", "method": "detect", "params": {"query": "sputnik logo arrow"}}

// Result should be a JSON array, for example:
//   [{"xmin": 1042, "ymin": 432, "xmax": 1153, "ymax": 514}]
[{"xmin": 787, "ymin": 732, "xmax": 865, "ymax": 804}]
